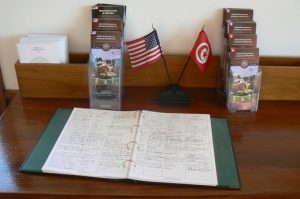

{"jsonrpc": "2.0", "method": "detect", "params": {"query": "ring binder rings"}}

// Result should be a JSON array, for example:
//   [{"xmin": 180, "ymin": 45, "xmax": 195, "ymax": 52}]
[
  {"xmin": 20, "ymin": 108, "xmax": 240, "ymax": 188},
  {"xmin": 122, "ymin": 160, "xmax": 134, "ymax": 168},
  {"xmin": 127, "ymin": 141, "xmax": 137, "ymax": 150}
]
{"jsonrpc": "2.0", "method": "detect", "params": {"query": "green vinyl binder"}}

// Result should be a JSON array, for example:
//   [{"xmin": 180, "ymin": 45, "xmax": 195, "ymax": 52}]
[
  {"xmin": 20, "ymin": 109, "xmax": 72, "ymax": 173},
  {"xmin": 20, "ymin": 108, "xmax": 240, "ymax": 189}
]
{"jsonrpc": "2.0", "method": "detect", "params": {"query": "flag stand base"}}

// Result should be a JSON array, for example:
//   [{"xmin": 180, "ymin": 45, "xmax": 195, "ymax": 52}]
[{"xmin": 159, "ymin": 84, "xmax": 191, "ymax": 106}]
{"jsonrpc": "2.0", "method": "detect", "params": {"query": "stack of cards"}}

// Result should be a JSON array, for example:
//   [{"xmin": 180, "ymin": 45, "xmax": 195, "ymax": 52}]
[
  {"xmin": 17, "ymin": 34, "xmax": 68, "ymax": 64},
  {"xmin": 89, "ymin": 4, "xmax": 126, "ymax": 110},
  {"xmin": 218, "ymin": 8, "xmax": 262, "ymax": 112}
]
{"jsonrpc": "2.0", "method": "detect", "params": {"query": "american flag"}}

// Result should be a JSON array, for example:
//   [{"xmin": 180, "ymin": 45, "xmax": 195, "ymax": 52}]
[{"xmin": 126, "ymin": 30, "xmax": 162, "ymax": 69}]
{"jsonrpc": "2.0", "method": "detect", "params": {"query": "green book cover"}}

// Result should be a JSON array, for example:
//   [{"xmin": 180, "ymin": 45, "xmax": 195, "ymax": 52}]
[{"xmin": 20, "ymin": 108, "xmax": 240, "ymax": 188}]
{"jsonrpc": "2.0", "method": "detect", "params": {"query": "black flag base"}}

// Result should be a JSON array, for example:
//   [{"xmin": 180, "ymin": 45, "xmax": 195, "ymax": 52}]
[{"xmin": 159, "ymin": 84, "xmax": 191, "ymax": 106}]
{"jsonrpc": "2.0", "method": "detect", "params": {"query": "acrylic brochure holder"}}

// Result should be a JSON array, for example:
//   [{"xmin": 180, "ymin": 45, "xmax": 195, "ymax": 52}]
[
  {"xmin": 89, "ymin": 3, "xmax": 126, "ymax": 110},
  {"xmin": 218, "ymin": 8, "xmax": 262, "ymax": 112},
  {"xmin": 89, "ymin": 52, "xmax": 123, "ymax": 110},
  {"xmin": 226, "ymin": 68, "xmax": 262, "ymax": 112}
]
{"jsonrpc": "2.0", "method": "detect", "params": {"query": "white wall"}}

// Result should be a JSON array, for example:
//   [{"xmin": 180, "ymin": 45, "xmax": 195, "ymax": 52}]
[{"xmin": 0, "ymin": 0, "xmax": 300, "ymax": 90}]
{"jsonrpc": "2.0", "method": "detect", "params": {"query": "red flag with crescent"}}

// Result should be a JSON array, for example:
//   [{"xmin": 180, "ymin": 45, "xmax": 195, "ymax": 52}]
[{"xmin": 190, "ymin": 30, "xmax": 212, "ymax": 72}]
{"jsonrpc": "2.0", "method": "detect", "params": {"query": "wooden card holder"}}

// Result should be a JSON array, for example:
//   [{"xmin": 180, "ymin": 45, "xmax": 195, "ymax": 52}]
[
  {"xmin": 15, "ymin": 53, "xmax": 89, "ymax": 98},
  {"xmin": 15, "ymin": 54, "xmax": 300, "ymax": 100},
  {"xmin": 259, "ymin": 57, "xmax": 300, "ymax": 100}
]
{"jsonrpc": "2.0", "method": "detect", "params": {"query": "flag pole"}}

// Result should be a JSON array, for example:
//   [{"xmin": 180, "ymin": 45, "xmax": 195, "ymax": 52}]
[
  {"xmin": 176, "ymin": 56, "xmax": 191, "ymax": 85},
  {"xmin": 161, "ymin": 50, "xmax": 172, "ymax": 84},
  {"xmin": 153, "ymin": 25, "xmax": 191, "ymax": 106},
  {"xmin": 176, "ymin": 25, "xmax": 205, "ymax": 85},
  {"xmin": 152, "ymin": 26, "xmax": 172, "ymax": 84}
]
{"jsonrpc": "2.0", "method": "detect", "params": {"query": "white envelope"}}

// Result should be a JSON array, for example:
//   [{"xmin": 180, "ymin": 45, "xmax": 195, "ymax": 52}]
[{"xmin": 17, "ymin": 34, "xmax": 69, "ymax": 64}]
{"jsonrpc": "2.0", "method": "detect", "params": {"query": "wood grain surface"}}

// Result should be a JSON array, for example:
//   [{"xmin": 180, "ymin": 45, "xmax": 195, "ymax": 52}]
[{"xmin": 0, "ymin": 88, "xmax": 300, "ymax": 199}]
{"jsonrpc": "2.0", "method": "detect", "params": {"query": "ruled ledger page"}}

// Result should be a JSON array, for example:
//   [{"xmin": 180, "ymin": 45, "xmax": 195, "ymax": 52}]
[
  {"xmin": 42, "ymin": 108, "xmax": 140, "ymax": 179},
  {"xmin": 128, "ymin": 110, "xmax": 218, "ymax": 186}
]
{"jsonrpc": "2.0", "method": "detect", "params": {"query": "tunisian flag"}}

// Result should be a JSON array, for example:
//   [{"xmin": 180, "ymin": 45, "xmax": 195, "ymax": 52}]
[{"xmin": 190, "ymin": 30, "xmax": 212, "ymax": 72}]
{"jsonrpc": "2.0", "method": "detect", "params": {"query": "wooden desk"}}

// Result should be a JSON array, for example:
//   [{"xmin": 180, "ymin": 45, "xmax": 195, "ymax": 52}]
[
  {"xmin": 0, "ymin": 67, "xmax": 7, "ymax": 115},
  {"xmin": 1, "ymin": 87, "xmax": 300, "ymax": 199}
]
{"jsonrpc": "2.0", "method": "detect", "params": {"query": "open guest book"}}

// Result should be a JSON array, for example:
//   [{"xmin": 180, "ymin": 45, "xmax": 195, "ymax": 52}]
[{"xmin": 20, "ymin": 108, "xmax": 240, "ymax": 188}]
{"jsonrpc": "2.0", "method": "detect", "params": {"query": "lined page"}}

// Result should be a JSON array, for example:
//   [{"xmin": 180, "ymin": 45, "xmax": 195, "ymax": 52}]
[
  {"xmin": 42, "ymin": 108, "xmax": 140, "ymax": 179},
  {"xmin": 128, "ymin": 111, "xmax": 218, "ymax": 186}
]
